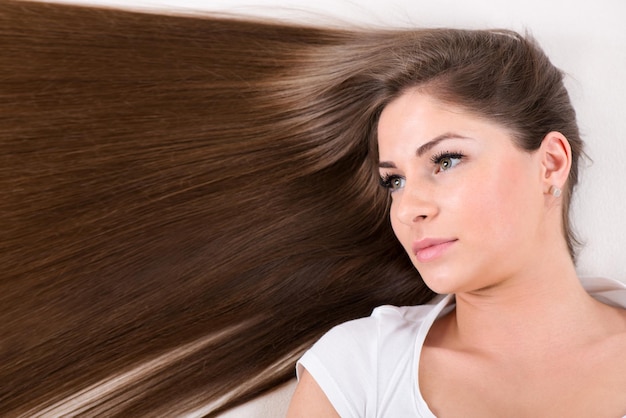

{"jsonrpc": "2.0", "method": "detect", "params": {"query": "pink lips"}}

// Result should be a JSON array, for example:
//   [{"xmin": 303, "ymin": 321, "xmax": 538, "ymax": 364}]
[{"xmin": 412, "ymin": 238, "xmax": 457, "ymax": 263}]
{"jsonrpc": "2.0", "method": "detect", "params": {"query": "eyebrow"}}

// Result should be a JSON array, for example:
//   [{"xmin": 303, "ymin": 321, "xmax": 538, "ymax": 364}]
[{"xmin": 378, "ymin": 133, "xmax": 473, "ymax": 168}]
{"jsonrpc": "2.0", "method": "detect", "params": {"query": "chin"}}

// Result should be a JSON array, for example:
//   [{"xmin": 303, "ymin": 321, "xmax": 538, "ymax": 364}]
[{"xmin": 419, "ymin": 271, "xmax": 459, "ymax": 295}]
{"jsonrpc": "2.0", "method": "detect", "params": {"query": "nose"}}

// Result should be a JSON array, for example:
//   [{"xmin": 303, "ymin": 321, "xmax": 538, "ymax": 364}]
[{"xmin": 393, "ymin": 182, "xmax": 439, "ymax": 225}]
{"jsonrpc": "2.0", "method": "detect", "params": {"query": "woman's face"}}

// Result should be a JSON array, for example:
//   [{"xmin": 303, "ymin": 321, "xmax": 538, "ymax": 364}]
[{"xmin": 377, "ymin": 90, "xmax": 547, "ymax": 294}]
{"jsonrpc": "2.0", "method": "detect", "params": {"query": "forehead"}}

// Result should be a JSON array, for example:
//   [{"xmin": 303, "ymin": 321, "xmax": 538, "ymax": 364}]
[
  {"xmin": 379, "ymin": 90, "xmax": 468, "ymax": 137},
  {"xmin": 378, "ymin": 92, "xmax": 461, "ymax": 146},
  {"xmin": 377, "ymin": 89, "xmax": 518, "ymax": 159}
]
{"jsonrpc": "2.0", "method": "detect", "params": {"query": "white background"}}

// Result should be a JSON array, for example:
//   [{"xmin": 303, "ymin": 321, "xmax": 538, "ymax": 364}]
[{"xmin": 32, "ymin": 0, "xmax": 626, "ymax": 415}]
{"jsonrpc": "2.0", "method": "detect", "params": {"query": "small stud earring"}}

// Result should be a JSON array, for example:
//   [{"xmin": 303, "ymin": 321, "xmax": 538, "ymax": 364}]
[{"xmin": 549, "ymin": 185, "xmax": 562, "ymax": 197}]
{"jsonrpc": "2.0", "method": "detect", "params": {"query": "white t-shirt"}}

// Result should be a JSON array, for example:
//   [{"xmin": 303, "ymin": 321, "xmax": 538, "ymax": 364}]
[{"xmin": 296, "ymin": 277, "xmax": 626, "ymax": 417}]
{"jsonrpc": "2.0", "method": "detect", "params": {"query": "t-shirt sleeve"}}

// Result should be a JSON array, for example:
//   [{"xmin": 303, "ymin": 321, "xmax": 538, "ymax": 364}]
[{"xmin": 296, "ymin": 316, "xmax": 379, "ymax": 418}]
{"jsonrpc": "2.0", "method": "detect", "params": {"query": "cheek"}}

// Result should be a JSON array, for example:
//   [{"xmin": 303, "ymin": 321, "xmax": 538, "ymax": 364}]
[
  {"xmin": 389, "ymin": 201, "xmax": 415, "ymax": 258},
  {"xmin": 467, "ymin": 157, "xmax": 540, "ymax": 244},
  {"xmin": 389, "ymin": 201, "xmax": 412, "ymax": 250}
]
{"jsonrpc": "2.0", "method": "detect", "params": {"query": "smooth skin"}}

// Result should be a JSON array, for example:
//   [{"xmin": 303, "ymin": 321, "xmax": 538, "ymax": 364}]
[
  {"xmin": 287, "ymin": 90, "xmax": 626, "ymax": 417},
  {"xmin": 287, "ymin": 369, "xmax": 340, "ymax": 417}
]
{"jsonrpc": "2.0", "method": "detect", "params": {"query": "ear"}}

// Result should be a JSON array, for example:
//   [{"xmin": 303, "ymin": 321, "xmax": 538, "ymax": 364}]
[{"xmin": 539, "ymin": 131, "xmax": 572, "ymax": 195}]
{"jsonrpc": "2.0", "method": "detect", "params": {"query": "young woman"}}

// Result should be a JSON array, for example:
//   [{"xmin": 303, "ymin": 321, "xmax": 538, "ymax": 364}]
[
  {"xmin": 2, "ymin": 1, "xmax": 624, "ymax": 417},
  {"xmin": 288, "ymin": 30, "xmax": 626, "ymax": 417}
]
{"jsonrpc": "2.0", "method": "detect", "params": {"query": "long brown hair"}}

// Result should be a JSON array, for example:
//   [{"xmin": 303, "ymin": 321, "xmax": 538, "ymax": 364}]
[
  {"xmin": 1, "ymin": 1, "xmax": 432, "ymax": 416},
  {"xmin": 1, "ymin": 1, "xmax": 582, "ymax": 416}
]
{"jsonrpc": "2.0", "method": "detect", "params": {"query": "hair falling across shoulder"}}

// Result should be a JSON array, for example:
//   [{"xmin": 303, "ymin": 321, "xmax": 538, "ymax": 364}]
[{"xmin": 0, "ymin": 1, "xmax": 433, "ymax": 416}]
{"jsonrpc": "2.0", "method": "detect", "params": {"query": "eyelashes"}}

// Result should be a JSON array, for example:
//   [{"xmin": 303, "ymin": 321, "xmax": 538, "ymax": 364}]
[
  {"xmin": 379, "ymin": 150, "xmax": 465, "ymax": 191},
  {"xmin": 430, "ymin": 150, "xmax": 465, "ymax": 172},
  {"xmin": 379, "ymin": 174, "xmax": 405, "ymax": 191}
]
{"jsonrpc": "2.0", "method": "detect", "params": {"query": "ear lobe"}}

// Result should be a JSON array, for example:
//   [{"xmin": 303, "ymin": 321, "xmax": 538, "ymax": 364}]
[{"xmin": 540, "ymin": 131, "xmax": 572, "ymax": 192}]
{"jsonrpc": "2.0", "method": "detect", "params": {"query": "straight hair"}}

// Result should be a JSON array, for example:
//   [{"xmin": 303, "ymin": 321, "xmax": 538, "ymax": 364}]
[{"xmin": 1, "ymin": 1, "xmax": 433, "ymax": 416}]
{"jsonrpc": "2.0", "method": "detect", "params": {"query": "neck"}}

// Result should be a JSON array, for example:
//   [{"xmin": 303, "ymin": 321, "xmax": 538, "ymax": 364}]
[{"xmin": 449, "ymin": 251, "xmax": 605, "ymax": 356}]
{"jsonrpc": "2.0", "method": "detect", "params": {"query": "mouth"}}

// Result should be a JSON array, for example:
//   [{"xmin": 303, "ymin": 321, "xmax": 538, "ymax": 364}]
[{"xmin": 412, "ymin": 238, "xmax": 457, "ymax": 263}]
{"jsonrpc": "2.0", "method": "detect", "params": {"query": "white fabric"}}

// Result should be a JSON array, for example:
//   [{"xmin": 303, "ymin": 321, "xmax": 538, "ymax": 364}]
[{"xmin": 296, "ymin": 277, "xmax": 626, "ymax": 418}]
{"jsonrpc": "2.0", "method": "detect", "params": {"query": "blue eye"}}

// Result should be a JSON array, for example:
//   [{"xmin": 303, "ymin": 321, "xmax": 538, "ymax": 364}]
[
  {"xmin": 379, "ymin": 174, "xmax": 405, "ymax": 192},
  {"xmin": 431, "ymin": 151, "xmax": 464, "ymax": 173}
]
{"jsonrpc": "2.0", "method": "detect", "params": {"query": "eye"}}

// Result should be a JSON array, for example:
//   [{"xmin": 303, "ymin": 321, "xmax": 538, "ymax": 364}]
[
  {"xmin": 431, "ymin": 151, "xmax": 464, "ymax": 173},
  {"xmin": 379, "ymin": 174, "xmax": 405, "ymax": 192}
]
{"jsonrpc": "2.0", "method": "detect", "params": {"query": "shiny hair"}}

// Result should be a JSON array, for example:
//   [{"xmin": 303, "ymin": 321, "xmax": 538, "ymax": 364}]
[
  {"xmin": 0, "ymin": 2, "xmax": 431, "ymax": 416},
  {"xmin": 0, "ymin": 1, "xmax": 581, "ymax": 416}
]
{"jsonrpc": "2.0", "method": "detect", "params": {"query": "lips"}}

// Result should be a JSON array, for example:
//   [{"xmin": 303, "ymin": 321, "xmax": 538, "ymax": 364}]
[{"xmin": 412, "ymin": 238, "xmax": 457, "ymax": 263}]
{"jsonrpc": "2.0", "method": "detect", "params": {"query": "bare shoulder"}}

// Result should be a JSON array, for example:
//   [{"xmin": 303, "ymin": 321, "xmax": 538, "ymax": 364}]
[
  {"xmin": 286, "ymin": 368, "xmax": 340, "ymax": 418},
  {"xmin": 600, "ymin": 304, "xmax": 626, "ymax": 368},
  {"xmin": 590, "ymin": 311, "xmax": 626, "ymax": 417},
  {"xmin": 560, "ymin": 304, "xmax": 626, "ymax": 415},
  {"xmin": 599, "ymin": 302, "xmax": 626, "ymax": 350},
  {"xmin": 617, "ymin": 304, "xmax": 626, "ymax": 323}
]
